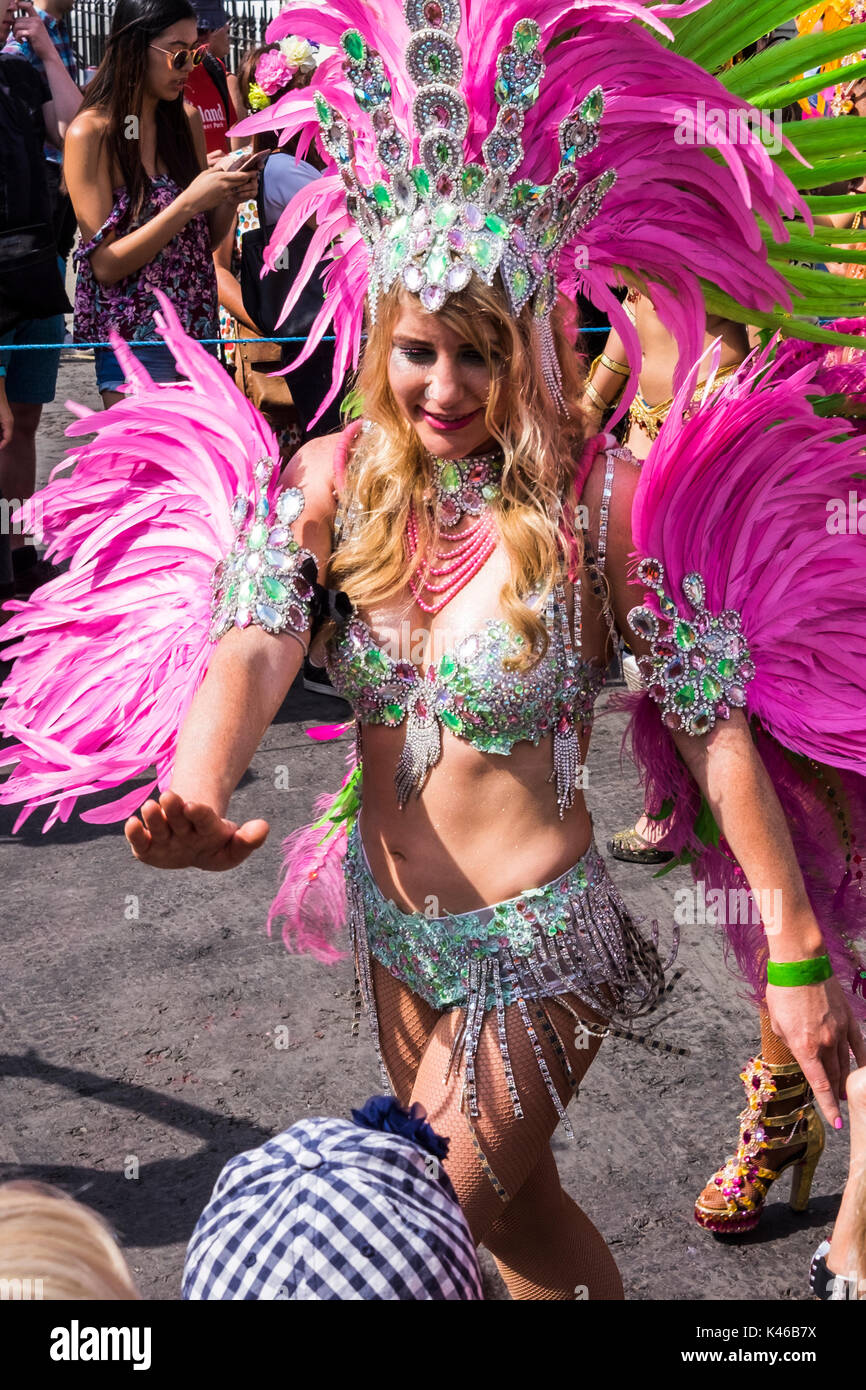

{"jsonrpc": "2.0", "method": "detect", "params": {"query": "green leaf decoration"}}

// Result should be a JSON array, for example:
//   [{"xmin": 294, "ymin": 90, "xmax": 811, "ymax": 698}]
[
  {"xmin": 666, "ymin": 0, "xmax": 804, "ymax": 70},
  {"xmin": 806, "ymin": 192, "xmax": 866, "ymax": 215},
  {"xmin": 312, "ymin": 765, "xmax": 363, "ymax": 843},
  {"xmin": 721, "ymin": 25, "xmax": 866, "ymax": 99},
  {"xmin": 700, "ymin": 282, "xmax": 866, "ymax": 345},
  {"xmin": 652, "ymin": 852, "xmax": 693, "ymax": 879},
  {"xmin": 779, "ymin": 116, "xmax": 866, "ymax": 160},
  {"xmin": 340, "ymin": 387, "xmax": 365, "ymax": 421},
  {"xmin": 772, "ymin": 155, "xmax": 866, "ymax": 190},
  {"xmin": 749, "ymin": 58, "xmax": 866, "ymax": 109},
  {"xmin": 694, "ymin": 795, "xmax": 722, "ymax": 848},
  {"xmin": 761, "ymin": 229, "xmax": 866, "ymax": 269}
]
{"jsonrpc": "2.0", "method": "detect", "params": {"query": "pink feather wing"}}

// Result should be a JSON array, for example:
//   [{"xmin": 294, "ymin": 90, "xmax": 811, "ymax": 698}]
[
  {"xmin": 632, "ymin": 344, "xmax": 866, "ymax": 769},
  {"xmin": 0, "ymin": 293, "xmax": 281, "ymax": 831}
]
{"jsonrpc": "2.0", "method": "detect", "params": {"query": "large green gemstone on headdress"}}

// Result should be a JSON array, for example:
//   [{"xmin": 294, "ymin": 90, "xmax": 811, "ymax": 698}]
[
  {"xmin": 674, "ymin": 683, "xmax": 696, "ymax": 708},
  {"xmin": 468, "ymin": 238, "xmax": 496, "ymax": 269},
  {"xmin": 579, "ymin": 86, "xmax": 604, "ymax": 123},
  {"xmin": 425, "ymin": 247, "xmax": 450, "ymax": 283},
  {"xmin": 433, "ymin": 202, "xmax": 458, "ymax": 229},
  {"xmin": 410, "ymin": 167, "xmax": 431, "ymax": 197},
  {"xmin": 314, "ymin": 93, "xmax": 331, "ymax": 125},
  {"xmin": 462, "ymin": 165, "xmax": 484, "ymax": 197},
  {"xmin": 373, "ymin": 182, "xmax": 393, "ymax": 210},
  {"xmin": 342, "ymin": 29, "xmax": 366, "ymax": 63},
  {"xmin": 485, "ymin": 213, "xmax": 508, "ymax": 236},
  {"xmin": 513, "ymin": 19, "xmax": 540, "ymax": 54},
  {"xmin": 511, "ymin": 266, "xmax": 529, "ymax": 297},
  {"xmin": 511, "ymin": 181, "xmax": 542, "ymax": 208}
]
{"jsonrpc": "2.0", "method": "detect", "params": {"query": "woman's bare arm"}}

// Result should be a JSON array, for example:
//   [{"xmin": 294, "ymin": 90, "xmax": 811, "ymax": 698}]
[
  {"xmin": 65, "ymin": 109, "xmax": 257, "ymax": 287},
  {"xmin": 213, "ymin": 215, "xmax": 259, "ymax": 331},
  {"xmin": 586, "ymin": 448, "xmax": 866, "ymax": 1125},
  {"xmin": 124, "ymin": 432, "xmax": 341, "ymax": 869}
]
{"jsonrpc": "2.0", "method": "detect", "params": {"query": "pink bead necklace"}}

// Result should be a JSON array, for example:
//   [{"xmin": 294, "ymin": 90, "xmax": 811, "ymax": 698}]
[{"xmin": 406, "ymin": 503, "xmax": 497, "ymax": 613}]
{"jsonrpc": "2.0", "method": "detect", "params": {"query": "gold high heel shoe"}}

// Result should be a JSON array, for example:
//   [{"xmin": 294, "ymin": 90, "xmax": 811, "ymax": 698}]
[{"xmin": 694, "ymin": 1056, "xmax": 825, "ymax": 1235}]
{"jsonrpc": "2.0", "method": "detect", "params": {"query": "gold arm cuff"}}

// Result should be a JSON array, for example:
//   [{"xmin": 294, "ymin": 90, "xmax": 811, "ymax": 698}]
[
  {"xmin": 583, "ymin": 380, "xmax": 610, "ymax": 413},
  {"xmin": 600, "ymin": 352, "xmax": 630, "ymax": 378}
]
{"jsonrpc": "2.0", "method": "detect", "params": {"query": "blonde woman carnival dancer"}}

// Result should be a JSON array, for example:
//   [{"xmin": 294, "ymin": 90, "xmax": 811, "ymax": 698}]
[{"xmin": 2, "ymin": 0, "xmax": 866, "ymax": 1299}]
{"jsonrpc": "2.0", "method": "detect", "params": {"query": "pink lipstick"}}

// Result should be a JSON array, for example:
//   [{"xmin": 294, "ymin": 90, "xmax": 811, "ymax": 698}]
[{"xmin": 422, "ymin": 408, "xmax": 479, "ymax": 432}]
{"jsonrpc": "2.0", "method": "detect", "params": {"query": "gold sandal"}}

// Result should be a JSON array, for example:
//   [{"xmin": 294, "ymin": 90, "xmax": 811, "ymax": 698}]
[
  {"xmin": 607, "ymin": 825, "xmax": 674, "ymax": 865},
  {"xmin": 694, "ymin": 1056, "xmax": 824, "ymax": 1235}
]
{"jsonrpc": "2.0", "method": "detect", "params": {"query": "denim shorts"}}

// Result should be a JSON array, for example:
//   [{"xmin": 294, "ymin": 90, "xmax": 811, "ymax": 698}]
[
  {"xmin": 94, "ymin": 341, "xmax": 219, "ymax": 393},
  {"xmin": 0, "ymin": 315, "xmax": 64, "ymax": 404}
]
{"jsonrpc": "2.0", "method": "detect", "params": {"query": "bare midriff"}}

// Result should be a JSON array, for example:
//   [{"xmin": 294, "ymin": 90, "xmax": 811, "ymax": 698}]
[{"xmin": 356, "ymin": 696, "xmax": 595, "ymax": 916}]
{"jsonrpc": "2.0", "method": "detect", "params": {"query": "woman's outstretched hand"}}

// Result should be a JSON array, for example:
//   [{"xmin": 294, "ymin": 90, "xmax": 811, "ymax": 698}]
[
  {"xmin": 124, "ymin": 791, "xmax": 269, "ymax": 871},
  {"xmin": 766, "ymin": 976, "xmax": 866, "ymax": 1130}
]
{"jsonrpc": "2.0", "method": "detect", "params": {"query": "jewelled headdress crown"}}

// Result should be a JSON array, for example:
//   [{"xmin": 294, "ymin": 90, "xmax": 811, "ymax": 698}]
[{"xmin": 314, "ymin": 0, "xmax": 614, "ymax": 324}]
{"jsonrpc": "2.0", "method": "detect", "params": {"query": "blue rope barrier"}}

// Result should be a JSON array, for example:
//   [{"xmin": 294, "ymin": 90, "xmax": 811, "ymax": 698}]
[{"xmin": 0, "ymin": 326, "xmax": 613, "ymax": 350}]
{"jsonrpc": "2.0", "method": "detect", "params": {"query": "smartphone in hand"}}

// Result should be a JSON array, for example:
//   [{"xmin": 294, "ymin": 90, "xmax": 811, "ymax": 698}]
[{"xmin": 229, "ymin": 149, "xmax": 268, "ymax": 173}]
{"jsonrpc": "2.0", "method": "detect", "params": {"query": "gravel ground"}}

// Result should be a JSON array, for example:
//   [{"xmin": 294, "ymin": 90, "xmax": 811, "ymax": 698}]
[{"xmin": 0, "ymin": 351, "xmax": 848, "ymax": 1301}]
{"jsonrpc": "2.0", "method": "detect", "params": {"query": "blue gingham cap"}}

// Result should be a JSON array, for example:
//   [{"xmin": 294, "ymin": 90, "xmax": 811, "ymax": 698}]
[{"xmin": 182, "ymin": 1111, "xmax": 483, "ymax": 1300}]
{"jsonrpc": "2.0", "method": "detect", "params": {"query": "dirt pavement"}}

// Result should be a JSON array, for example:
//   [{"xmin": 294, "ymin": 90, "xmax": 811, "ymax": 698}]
[{"xmin": 0, "ymin": 353, "xmax": 848, "ymax": 1300}]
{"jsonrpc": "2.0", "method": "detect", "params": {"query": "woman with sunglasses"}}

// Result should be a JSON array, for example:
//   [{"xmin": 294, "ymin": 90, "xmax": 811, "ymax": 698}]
[{"xmin": 64, "ymin": 0, "xmax": 258, "ymax": 405}]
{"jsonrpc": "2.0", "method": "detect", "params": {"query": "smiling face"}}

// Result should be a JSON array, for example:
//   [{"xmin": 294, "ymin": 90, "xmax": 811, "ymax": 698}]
[
  {"xmin": 145, "ymin": 18, "xmax": 199, "ymax": 103},
  {"xmin": 387, "ymin": 297, "xmax": 505, "ymax": 458}
]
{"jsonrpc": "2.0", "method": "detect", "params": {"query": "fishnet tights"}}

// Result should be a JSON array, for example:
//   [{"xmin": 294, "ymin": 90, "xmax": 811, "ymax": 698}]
[
  {"xmin": 760, "ymin": 1008, "xmax": 797, "ymax": 1066},
  {"xmin": 370, "ymin": 958, "xmax": 624, "ymax": 1300}
]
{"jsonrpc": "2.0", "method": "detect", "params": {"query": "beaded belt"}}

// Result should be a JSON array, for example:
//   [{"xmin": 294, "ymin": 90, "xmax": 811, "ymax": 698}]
[{"xmin": 345, "ymin": 823, "xmax": 677, "ymax": 1136}]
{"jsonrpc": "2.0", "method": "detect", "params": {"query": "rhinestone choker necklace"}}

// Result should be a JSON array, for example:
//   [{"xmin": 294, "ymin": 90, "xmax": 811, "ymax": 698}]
[{"xmin": 428, "ymin": 450, "xmax": 504, "ymax": 528}]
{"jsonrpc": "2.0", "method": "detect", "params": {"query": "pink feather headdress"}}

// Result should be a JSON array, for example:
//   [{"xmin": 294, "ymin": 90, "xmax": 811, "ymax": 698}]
[{"xmin": 232, "ymin": 0, "xmax": 805, "ymax": 424}]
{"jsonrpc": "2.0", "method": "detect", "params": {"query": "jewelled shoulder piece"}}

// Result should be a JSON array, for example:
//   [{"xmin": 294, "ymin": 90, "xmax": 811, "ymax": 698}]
[
  {"xmin": 315, "ymin": 4, "xmax": 615, "ymax": 323},
  {"xmin": 627, "ymin": 558, "xmax": 755, "ymax": 736},
  {"xmin": 210, "ymin": 457, "xmax": 317, "ymax": 642}
]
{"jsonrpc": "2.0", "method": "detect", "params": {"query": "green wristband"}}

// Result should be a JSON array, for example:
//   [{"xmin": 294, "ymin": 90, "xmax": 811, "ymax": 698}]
[{"xmin": 766, "ymin": 955, "xmax": 833, "ymax": 987}]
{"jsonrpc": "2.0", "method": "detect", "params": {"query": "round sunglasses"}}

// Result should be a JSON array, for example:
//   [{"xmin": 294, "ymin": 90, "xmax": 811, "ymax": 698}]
[{"xmin": 149, "ymin": 43, "xmax": 207, "ymax": 72}]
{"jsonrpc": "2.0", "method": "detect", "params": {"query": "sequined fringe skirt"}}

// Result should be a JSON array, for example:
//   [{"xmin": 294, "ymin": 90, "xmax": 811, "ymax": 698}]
[{"xmin": 345, "ymin": 824, "xmax": 678, "ymax": 1137}]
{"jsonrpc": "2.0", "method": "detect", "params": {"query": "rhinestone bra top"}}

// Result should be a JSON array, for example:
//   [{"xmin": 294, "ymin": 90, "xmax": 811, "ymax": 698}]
[
  {"xmin": 324, "ymin": 441, "xmax": 619, "ymax": 808},
  {"xmin": 324, "ymin": 572, "xmax": 607, "ymax": 757}
]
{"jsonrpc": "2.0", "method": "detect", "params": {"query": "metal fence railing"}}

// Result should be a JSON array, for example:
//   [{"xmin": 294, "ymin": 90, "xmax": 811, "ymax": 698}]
[{"xmin": 69, "ymin": 2, "xmax": 278, "ymax": 80}]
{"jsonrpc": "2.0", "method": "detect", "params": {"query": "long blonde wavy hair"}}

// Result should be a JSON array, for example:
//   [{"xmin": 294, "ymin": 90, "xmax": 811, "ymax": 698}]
[{"xmin": 328, "ymin": 275, "xmax": 589, "ymax": 667}]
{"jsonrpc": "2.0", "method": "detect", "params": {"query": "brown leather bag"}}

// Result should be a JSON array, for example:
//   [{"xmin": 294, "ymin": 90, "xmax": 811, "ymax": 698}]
[{"xmin": 233, "ymin": 329, "xmax": 296, "ymax": 413}]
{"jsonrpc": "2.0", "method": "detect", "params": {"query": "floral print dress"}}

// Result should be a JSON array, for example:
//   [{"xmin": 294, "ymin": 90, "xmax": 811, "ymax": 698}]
[{"xmin": 73, "ymin": 176, "xmax": 219, "ymax": 345}]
